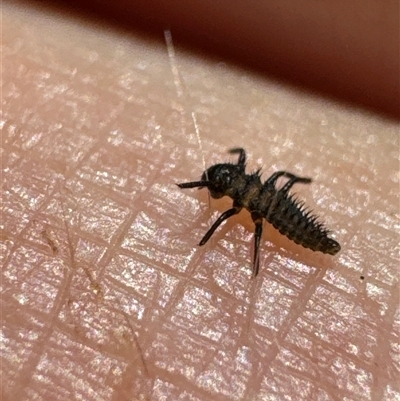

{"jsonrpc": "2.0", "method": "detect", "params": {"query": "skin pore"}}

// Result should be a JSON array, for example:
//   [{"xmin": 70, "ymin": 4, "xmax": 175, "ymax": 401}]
[{"xmin": 2, "ymin": 2, "xmax": 399, "ymax": 401}]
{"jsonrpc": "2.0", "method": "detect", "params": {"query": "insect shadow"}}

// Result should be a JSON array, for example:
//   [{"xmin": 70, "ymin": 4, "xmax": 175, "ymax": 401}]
[{"xmin": 177, "ymin": 148, "xmax": 340, "ymax": 277}]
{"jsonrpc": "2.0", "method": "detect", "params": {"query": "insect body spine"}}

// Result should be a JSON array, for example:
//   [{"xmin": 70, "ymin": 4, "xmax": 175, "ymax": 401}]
[{"xmin": 177, "ymin": 148, "xmax": 341, "ymax": 277}]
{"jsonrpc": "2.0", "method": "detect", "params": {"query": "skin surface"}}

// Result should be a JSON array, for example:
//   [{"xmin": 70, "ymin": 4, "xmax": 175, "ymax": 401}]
[{"xmin": 2, "ymin": 2, "xmax": 399, "ymax": 401}]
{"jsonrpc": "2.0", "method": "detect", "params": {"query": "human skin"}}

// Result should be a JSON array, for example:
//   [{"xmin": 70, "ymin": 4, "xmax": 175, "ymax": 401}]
[{"xmin": 2, "ymin": 2, "xmax": 399, "ymax": 401}]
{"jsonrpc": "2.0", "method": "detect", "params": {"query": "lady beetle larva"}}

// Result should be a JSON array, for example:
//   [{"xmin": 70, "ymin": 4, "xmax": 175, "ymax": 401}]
[{"xmin": 177, "ymin": 148, "xmax": 340, "ymax": 277}]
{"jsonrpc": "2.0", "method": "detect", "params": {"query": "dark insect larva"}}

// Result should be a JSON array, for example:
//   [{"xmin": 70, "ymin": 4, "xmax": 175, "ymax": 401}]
[{"xmin": 177, "ymin": 148, "xmax": 341, "ymax": 277}]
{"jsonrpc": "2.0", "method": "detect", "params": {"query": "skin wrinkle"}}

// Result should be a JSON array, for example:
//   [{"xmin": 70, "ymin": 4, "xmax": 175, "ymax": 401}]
[{"xmin": 2, "ymin": 3, "xmax": 399, "ymax": 401}]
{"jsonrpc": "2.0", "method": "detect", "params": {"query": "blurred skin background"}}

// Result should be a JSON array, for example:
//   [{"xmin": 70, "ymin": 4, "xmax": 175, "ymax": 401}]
[
  {"xmin": 2, "ymin": 1, "xmax": 399, "ymax": 401},
  {"xmin": 28, "ymin": 0, "xmax": 400, "ymax": 118}
]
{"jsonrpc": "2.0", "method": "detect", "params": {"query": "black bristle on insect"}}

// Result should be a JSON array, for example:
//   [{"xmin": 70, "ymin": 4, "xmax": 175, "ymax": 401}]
[{"xmin": 177, "ymin": 148, "xmax": 341, "ymax": 277}]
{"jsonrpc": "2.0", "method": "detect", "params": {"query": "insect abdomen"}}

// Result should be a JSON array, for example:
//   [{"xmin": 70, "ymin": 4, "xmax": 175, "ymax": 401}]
[{"xmin": 264, "ymin": 194, "xmax": 340, "ymax": 255}]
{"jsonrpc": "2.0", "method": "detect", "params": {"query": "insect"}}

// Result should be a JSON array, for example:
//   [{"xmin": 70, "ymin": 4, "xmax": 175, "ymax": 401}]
[{"xmin": 177, "ymin": 148, "xmax": 341, "ymax": 277}]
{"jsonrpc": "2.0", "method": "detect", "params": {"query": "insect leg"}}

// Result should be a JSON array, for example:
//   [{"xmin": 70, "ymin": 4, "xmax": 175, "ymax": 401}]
[
  {"xmin": 177, "ymin": 181, "xmax": 209, "ymax": 189},
  {"xmin": 265, "ymin": 171, "xmax": 312, "ymax": 187},
  {"xmin": 280, "ymin": 176, "xmax": 312, "ymax": 195},
  {"xmin": 264, "ymin": 171, "xmax": 297, "ymax": 187},
  {"xmin": 199, "ymin": 207, "xmax": 241, "ymax": 246},
  {"xmin": 228, "ymin": 148, "xmax": 246, "ymax": 166},
  {"xmin": 251, "ymin": 212, "xmax": 263, "ymax": 277}
]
